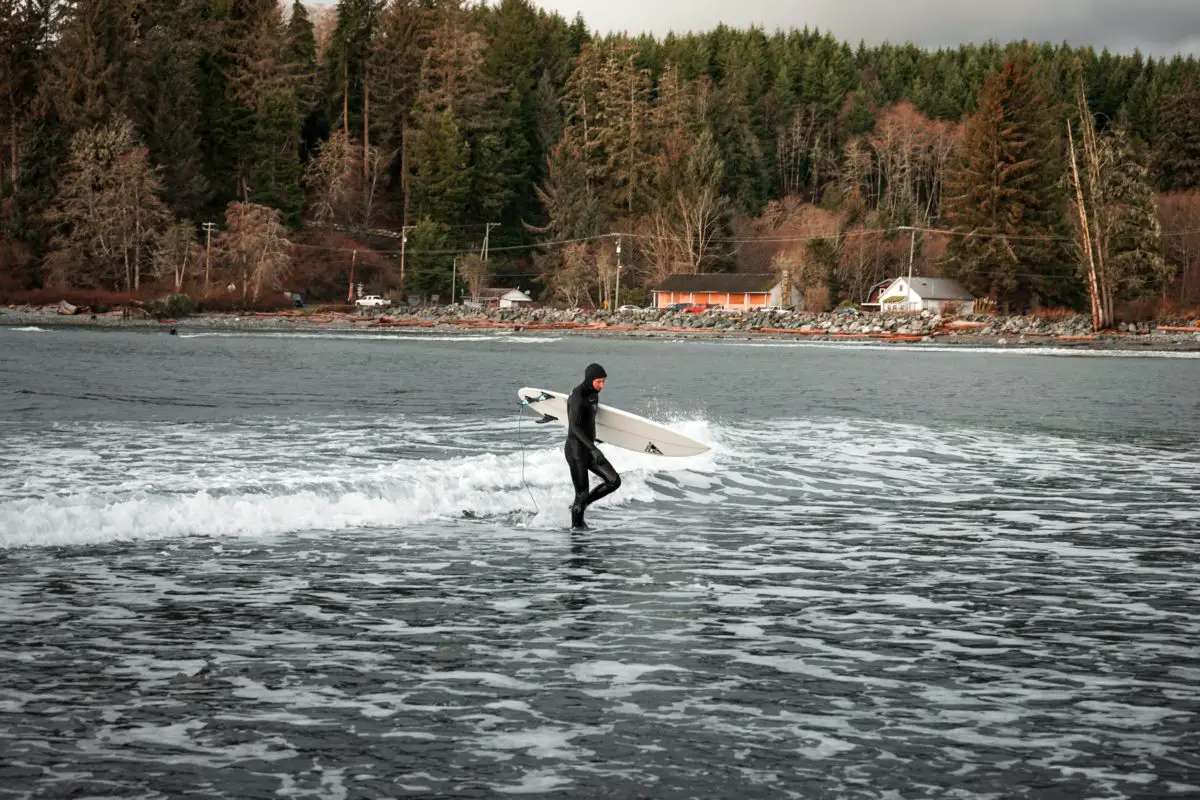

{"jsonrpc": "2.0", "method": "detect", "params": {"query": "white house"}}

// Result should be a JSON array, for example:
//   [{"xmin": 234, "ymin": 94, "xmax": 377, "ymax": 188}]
[
  {"xmin": 499, "ymin": 289, "xmax": 534, "ymax": 309},
  {"xmin": 471, "ymin": 287, "xmax": 534, "ymax": 309},
  {"xmin": 877, "ymin": 277, "xmax": 975, "ymax": 314}
]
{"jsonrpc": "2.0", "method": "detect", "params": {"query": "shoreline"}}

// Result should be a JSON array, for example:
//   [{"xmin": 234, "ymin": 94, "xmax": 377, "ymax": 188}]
[{"xmin": 4, "ymin": 306, "xmax": 1200, "ymax": 353}]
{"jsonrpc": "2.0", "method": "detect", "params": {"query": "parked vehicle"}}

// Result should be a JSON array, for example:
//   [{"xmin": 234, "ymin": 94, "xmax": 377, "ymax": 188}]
[
  {"xmin": 617, "ymin": 304, "xmax": 642, "ymax": 313},
  {"xmin": 355, "ymin": 295, "xmax": 392, "ymax": 308},
  {"xmin": 684, "ymin": 303, "xmax": 721, "ymax": 313},
  {"xmin": 665, "ymin": 302, "xmax": 690, "ymax": 312}
]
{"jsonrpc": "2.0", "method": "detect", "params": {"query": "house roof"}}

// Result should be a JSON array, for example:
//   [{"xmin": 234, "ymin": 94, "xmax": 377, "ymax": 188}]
[
  {"xmin": 653, "ymin": 273, "xmax": 780, "ymax": 293},
  {"xmin": 475, "ymin": 288, "xmax": 531, "ymax": 300},
  {"xmin": 895, "ymin": 277, "xmax": 975, "ymax": 300}
]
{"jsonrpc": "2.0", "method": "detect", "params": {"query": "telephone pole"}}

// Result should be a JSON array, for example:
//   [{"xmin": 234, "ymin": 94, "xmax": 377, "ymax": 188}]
[
  {"xmin": 451, "ymin": 257, "xmax": 458, "ymax": 305},
  {"xmin": 398, "ymin": 224, "xmax": 415, "ymax": 290},
  {"xmin": 481, "ymin": 222, "xmax": 499, "ymax": 263},
  {"xmin": 615, "ymin": 236, "xmax": 622, "ymax": 310},
  {"xmin": 201, "ymin": 222, "xmax": 218, "ymax": 294},
  {"xmin": 897, "ymin": 225, "xmax": 918, "ymax": 312}
]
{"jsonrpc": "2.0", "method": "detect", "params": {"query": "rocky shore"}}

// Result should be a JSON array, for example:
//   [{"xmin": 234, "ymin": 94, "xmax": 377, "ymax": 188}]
[{"xmin": 4, "ymin": 302, "xmax": 1200, "ymax": 351}]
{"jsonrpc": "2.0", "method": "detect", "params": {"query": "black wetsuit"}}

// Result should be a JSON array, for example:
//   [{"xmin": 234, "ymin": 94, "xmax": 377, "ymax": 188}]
[{"xmin": 565, "ymin": 363, "xmax": 621, "ymax": 529}]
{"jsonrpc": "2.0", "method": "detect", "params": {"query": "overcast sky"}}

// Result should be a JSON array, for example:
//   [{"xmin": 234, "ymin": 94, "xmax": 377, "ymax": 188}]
[{"xmin": 529, "ymin": 0, "xmax": 1200, "ymax": 57}]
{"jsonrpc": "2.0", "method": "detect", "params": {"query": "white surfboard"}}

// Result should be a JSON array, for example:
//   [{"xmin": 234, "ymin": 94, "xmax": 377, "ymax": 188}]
[{"xmin": 517, "ymin": 387, "xmax": 710, "ymax": 458}]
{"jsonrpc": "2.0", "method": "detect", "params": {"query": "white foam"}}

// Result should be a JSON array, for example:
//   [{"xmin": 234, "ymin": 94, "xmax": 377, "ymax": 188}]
[
  {"xmin": 709, "ymin": 338, "xmax": 1200, "ymax": 359},
  {"xmin": 0, "ymin": 440, "xmax": 704, "ymax": 549},
  {"xmin": 5, "ymin": 326, "xmax": 47, "ymax": 332},
  {"xmin": 176, "ymin": 331, "xmax": 562, "ymax": 344}
]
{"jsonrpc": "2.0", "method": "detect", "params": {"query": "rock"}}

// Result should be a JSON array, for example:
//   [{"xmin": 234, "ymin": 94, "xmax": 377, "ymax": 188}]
[{"xmin": 998, "ymin": 337, "xmax": 1008, "ymax": 345}]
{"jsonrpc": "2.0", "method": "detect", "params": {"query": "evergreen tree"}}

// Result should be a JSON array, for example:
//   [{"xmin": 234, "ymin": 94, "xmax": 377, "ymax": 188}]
[
  {"xmin": 227, "ymin": 0, "xmax": 304, "ymax": 221},
  {"xmin": 39, "ymin": 0, "xmax": 136, "ymax": 131},
  {"xmin": 1098, "ymin": 128, "xmax": 1170, "ymax": 300},
  {"xmin": 130, "ymin": 1, "xmax": 210, "ymax": 220},
  {"xmin": 286, "ymin": 0, "xmax": 324, "ymax": 161},
  {"xmin": 324, "ymin": 0, "xmax": 384, "ymax": 135},
  {"xmin": 593, "ymin": 42, "xmax": 654, "ymax": 215},
  {"xmin": 1152, "ymin": 79, "xmax": 1200, "ymax": 192},
  {"xmin": 408, "ymin": 109, "xmax": 470, "ymax": 227},
  {"xmin": 405, "ymin": 215, "xmax": 453, "ymax": 297},
  {"xmin": 479, "ymin": 0, "xmax": 545, "ymax": 238},
  {"xmin": 535, "ymin": 138, "xmax": 602, "ymax": 240},
  {"xmin": 0, "ymin": 0, "xmax": 59, "ymax": 197},
  {"xmin": 941, "ymin": 57, "xmax": 1075, "ymax": 312}
]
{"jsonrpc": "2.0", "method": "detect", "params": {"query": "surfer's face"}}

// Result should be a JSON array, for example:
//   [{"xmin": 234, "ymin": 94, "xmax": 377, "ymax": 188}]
[{"xmin": 592, "ymin": 377, "xmax": 606, "ymax": 391}]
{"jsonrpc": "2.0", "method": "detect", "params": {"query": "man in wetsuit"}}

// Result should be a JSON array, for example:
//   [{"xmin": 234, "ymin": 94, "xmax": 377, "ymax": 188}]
[{"xmin": 565, "ymin": 363, "xmax": 621, "ymax": 530}]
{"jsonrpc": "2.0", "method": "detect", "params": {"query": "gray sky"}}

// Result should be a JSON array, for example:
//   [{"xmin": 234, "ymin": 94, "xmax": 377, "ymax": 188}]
[{"xmin": 530, "ymin": 0, "xmax": 1200, "ymax": 57}]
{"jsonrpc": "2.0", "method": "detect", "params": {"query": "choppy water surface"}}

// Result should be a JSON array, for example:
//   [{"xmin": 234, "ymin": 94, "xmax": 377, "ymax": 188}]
[{"xmin": 1, "ymin": 327, "xmax": 1199, "ymax": 798}]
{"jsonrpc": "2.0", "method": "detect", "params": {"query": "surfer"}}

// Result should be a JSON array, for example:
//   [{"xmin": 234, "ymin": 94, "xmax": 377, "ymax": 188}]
[{"xmin": 565, "ymin": 363, "xmax": 621, "ymax": 530}]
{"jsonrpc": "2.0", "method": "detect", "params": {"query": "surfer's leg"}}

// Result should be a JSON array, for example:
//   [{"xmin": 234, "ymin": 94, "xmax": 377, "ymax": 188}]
[
  {"xmin": 584, "ymin": 451, "xmax": 621, "ymax": 507},
  {"xmin": 567, "ymin": 451, "xmax": 591, "ymax": 529}
]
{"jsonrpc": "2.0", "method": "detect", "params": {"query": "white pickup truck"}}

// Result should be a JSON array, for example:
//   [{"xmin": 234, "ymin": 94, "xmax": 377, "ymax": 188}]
[{"xmin": 355, "ymin": 295, "xmax": 393, "ymax": 308}]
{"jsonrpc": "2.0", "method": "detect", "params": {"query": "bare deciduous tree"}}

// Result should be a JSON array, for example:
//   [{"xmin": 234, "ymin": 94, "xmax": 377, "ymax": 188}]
[
  {"xmin": 48, "ymin": 115, "xmax": 167, "ymax": 290},
  {"xmin": 304, "ymin": 128, "xmax": 355, "ymax": 227},
  {"xmin": 459, "ymin": 252, "xmax": 488, "ymax": 302},
  {"xmin": 542, "ymin": 242, "xmax": 594, "ymax": 308},
  {"xmin": 153, "ymin": 220, "xmax": 201, "ymax": 293},
  {"xmin": 216, "ymin": 201, "xmax": 291, "ymax": 303}
]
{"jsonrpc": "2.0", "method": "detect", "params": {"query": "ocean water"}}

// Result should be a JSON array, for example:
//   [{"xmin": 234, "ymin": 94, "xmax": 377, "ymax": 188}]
[{"xmin": 1, "ymin": 327, "xmax": 1199, "ymax": 799}]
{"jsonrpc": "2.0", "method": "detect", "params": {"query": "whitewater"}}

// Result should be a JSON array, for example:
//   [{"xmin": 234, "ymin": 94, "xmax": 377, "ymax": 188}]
[{"xmin": 1, "ymin": 326, "xmax": 1198, "ymax": 798}]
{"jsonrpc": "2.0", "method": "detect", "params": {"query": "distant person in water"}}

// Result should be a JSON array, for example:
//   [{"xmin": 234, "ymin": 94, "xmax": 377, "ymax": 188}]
[{"xmin": 565, "ymin": 363, "xmax": 621, "ymax": 530}]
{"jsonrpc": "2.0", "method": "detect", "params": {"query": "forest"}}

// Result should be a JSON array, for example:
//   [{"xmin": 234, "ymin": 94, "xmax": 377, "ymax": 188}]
[{"xmin": 2, "ymin": 0, "xmax": 1200, "ymax": 320}]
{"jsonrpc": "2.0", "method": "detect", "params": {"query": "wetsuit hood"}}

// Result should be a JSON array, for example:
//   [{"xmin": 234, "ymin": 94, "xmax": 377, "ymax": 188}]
[{"xmin": 582, "ymin": 363, "xmax": 607, "ymax": 393}]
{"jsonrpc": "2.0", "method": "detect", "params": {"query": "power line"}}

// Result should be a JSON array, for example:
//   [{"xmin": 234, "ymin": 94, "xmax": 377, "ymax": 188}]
[{"xmin": 286, "ymin": 225, "xmax": 1200, "ymax": 258}]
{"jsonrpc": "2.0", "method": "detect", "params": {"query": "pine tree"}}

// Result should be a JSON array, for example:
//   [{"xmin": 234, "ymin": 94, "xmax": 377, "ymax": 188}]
[
  {"xmin": 227, "ymin": 0, "xmax": 304, "ymax": 221},
  {"xmin": 0, "ymin": 0, "xmax": 59, "ymax": 197},
  {"xmin": 405, "ymin": 215, "xmax": 452, "ymax": 297},
  {"xmin": 479, "ymin": 0, "xmax": 544, "ymax": 237},
  {"xmin": 593, "ymin": 42, "xmax": 654, "ymax": 214},
  {"xmin": 1099, "ymin": 129, "xmax": 1170, "ymax": 300},
  {"xmin": 1152, "ymin": 79, "xmax": 1200, "ymax": 192},
  {"xmin": 1069, "ymin": 99, "xmax": 1169, "ymax": 329},
  {"xmin": 941, "ymin": 57, "xmax": 1075, "ymax": 312},
  {"xmin": 535, "ymin": 137, "xmax": 602, "ymax": 240},
  {"xmin": 39, "ymin": 0, "xmax": 136, "ymax": 131},
  {"xmin": 324, "ymin": 0, "xmax": 384, "ymax": 136},
  {"xmin": 130, "ymin": 1, "xmax": 210, "ymax": 220},
  {"xmin": 286, "ymin": 0, "xmax": 323, "ymax": 161},
  {"xmin": 408, "ymin": 109, "xmax": 470, "ymax": 227}
]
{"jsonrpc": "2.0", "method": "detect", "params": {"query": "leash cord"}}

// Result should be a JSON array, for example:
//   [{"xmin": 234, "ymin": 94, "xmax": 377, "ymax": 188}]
[{"xmin": 517, "ymin": 400, "xmax": 540, "ymax": 514}]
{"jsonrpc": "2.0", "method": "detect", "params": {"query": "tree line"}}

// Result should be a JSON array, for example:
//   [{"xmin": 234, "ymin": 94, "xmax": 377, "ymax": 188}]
[{"xmin": 2, "ymin": 0, "xmax": 1199, "ymax": 318}]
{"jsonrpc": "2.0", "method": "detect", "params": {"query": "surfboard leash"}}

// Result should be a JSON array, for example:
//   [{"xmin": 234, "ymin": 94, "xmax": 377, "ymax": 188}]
[{"xmin": 516, "ymin": 398, "xmax": 539, "ymax": 515}]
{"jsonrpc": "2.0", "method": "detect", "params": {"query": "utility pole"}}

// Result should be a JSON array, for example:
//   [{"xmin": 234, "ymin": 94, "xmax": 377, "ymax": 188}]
[
  {"xmin": 451, "ymin": 257, "xmax": 458, "ymax": 305},
  {"xmin": 201, "ymin": 222, "xmax": 217, "ymax": 294},
  {"xmin": 398, "ymin": 224, "xmax": 415, "ymax": 290},
  {"xmin": 615, "ymin": 236, "xmax": 622, "ymax": 310},
  {"xmin": 898, "ymin": 225, "xmax": 917, "ymax": 311},
  {"xmin": 481, "ymin": 222, "xmax": 499, "ymax": 263}
]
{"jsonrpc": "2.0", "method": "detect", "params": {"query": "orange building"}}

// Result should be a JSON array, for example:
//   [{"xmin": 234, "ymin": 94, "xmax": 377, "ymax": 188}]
[{"xmin": 652, "ymin": 273, "xmax": 800, "ymax": 311}]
